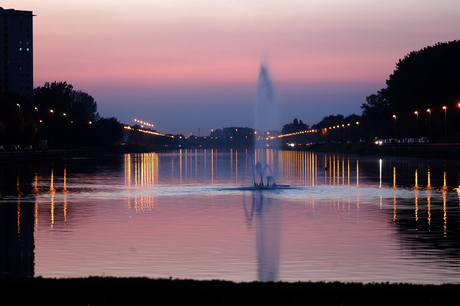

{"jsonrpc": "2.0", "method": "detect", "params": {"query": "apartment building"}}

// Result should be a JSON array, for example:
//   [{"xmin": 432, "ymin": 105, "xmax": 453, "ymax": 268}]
[{"xmin": 0, "ymin": 7, "xmax": 34, "ymax": 102}]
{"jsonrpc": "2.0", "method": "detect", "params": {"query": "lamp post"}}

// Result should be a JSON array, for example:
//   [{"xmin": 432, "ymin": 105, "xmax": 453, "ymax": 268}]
[
  {"xmin": 17, "ymin": 103, "xmax": 21, "ymax": 145},
  {"xmin": 442, "ymin": 106, "xmax": 447, "ymax": 142},
  {"xmin": 414, "ymin": 111, "xmax": 419, "ymax": 139},
  {"xmin": 347, "ymin": 123, "xmax": 350, "ymax": 142},
  {"xmin": 356, "ymin": 121, "xmax": 360, "ymax": 142},
  {"xmin": 427, "ymin": 109, "xmax": 431, "ymax": 142},
  {"xmin": 392, "ymin": 115, "xmax": 397, "ymax": 138},
  {"xmin": 50, "ymin": 109, "xmax": 54, "ymax": 148},
  {"xmin": 63, "ymin": 113, "xmax": 67, "ymax": 149}
]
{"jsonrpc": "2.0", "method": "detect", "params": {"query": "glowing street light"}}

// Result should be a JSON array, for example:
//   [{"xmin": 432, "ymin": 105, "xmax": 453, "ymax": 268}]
[
  {"xmin": 427, "ymin": 109, "xmax": 431, "ymax": 141},
  {"xmin": 355, "ymin": 121, "xmax": 360, "ymax": 142},
  {"xmin": 134, "ymin": 118, "xmax": 154, "ymax": 129},
  {"xmin": 414, "ymin": 111, "xmax": 419, "ymax": 138},
  {"xmin": 16, "ymin": 104, "xmax": 21, "ymax": 144},
  {"xmin": 392, "ymin": 115, "xmax": 397, "ymax": 138},
  {"xmin": 63, "ymin": 113, "xmax": 68, "ymax": 149},
  {"xmin": 50, "ymin": 109, "xmax": 55, "ymax": 148},
  {"xmin": 443, "ymin": 106, "xmax": 447, "ymax": 142}
]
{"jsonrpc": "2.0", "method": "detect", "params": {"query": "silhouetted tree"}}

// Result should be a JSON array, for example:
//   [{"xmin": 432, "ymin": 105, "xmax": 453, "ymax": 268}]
[
  {"xmin": 311, "ymin": 114, "xmax": 346, "ymax": 143},
  {"xmin": 312, "ymin": 114, "xmax": 345, "ymax": 130},
  {"xmin": 360, "ymin": 89, "xmax": 390, "ymax": 141},
  {"xmin": 34, "ymin": 81, "xmax": 120, "ymax": 148},
  {"xmin": 92, "ymin": 117, "xmax": 123, "ymax": 145},
  {"xmin": 34, "ymin": 82, "xmax": 75, "ymax": 115},
  {"xmin": 0, "ymin": 92, "xmax": 36, "ymax": 146},
  {"xmin": 281, "ymin": 118, "xmax": 309, "ymax": 134},
  {"xmin": 372, "ymin": 40, "xmax": 460, "ymax": 142},
  {"xmin": 71, "ymin": 91, "xmax": 100, "ymax": 123},
  {"xmin": 308, "ymin": 40, "xmax": 460, "ymax": 143}
]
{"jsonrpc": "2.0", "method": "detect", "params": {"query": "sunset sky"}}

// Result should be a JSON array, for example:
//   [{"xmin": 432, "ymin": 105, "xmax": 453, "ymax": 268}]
[{"xmin": 5, "ymin": 1, "xmax": 460, "ymax": 135}]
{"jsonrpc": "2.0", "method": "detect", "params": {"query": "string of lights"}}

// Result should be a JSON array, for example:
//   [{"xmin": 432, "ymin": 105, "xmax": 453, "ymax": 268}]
[{"xmin": 134, "ymin": 118, "xmax": 154, "ymax": 128}]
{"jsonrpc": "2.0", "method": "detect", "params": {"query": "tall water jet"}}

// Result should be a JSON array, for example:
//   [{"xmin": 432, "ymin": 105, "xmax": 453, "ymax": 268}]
[{"xmin": 254, "ymin": 63, "xmax": 280, "ymax": 147}]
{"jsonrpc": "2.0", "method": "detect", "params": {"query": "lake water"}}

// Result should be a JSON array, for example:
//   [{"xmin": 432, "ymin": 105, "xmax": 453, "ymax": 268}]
[{"xmin": 1, "ymin": 149, "xmax": 460, "ymax": 284}]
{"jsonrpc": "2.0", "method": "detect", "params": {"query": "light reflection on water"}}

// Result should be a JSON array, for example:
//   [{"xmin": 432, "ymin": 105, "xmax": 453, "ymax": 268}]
[{"xmin": 1, "ymin": 149, "xmax": 460, "ymax": 284}]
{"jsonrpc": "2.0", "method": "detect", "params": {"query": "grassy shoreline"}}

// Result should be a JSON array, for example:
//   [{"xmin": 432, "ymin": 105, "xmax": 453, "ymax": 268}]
[{"xmin": 2, "ymin": 277, "xmax": 459, "ymax": 305}]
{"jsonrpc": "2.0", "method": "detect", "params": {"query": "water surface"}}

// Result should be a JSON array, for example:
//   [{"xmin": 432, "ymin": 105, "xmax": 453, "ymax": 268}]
[{"xmin": 1, "ymin": 149, "xmax": 460, "ymax": 284}]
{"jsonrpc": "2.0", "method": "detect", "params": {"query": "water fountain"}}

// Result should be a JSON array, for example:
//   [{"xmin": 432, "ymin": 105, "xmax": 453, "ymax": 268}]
[
  {"xmin": 254, "ymin": 63, "xmax": 280, "ymax": 148},
  {"xmin": 245, "ymin": 153, "xmax": 290, "ymax": 190}
]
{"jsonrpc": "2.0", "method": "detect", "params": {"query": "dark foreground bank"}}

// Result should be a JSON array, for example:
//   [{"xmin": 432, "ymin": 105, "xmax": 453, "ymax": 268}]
[{"xmin": 1, "ymin": 277, "xmax": 458, "ymax": 306}]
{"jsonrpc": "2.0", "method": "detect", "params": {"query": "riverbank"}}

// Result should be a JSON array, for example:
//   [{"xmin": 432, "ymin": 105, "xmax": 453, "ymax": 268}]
[
  {"xmin": 2, "ymin": 142, "xmax": 460, "ymax": 164},
  {"xmin": 0, "ymin": 144, "xmax": 163, "ymax": 163},
  {"xmin": 291, "ymin": 142, "xmax": 460, "ymax": 159},
  {"xmin": 2, "ymin": 277, "xmax": 458, "ymax": 305}
]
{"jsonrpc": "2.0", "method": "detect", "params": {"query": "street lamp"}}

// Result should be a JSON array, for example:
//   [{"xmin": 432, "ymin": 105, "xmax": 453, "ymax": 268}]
[
  {"xmin": 17, "ymin": 104, "xmax": 21, "ymax": 145},
  {"xmin": 442, "ymin": 106, "xmax": 447, "ymax": 142},
  {"xmin": 356, "ymin": 121, "xmax": 360, "ymax": 142},
  {"xmin": 50, "ymin": 109, "xmax": 55, "ymax": 148},
  {"xmin": 63, "ymin": 113, "xmax": 68, "ymax": 149},
  {"xmin": 427, "ymin": 109, "xmax": 431, "ymax": 141},
  {"xmin": 414, "ymin": 111, "xmax": 419, "ymax": 139},
  {"xmin": 392, "ymin": 115, "xmax": 397, "ymax": 138},
  {"xmin": 347, "ymin": 123, "xmax": 350, "ymax": 142}
]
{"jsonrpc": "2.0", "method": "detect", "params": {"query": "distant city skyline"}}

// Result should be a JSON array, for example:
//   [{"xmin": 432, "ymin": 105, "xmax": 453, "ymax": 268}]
[{"xmin": 4, "ymin": 1, "xmax": 460, "ymax": 135}]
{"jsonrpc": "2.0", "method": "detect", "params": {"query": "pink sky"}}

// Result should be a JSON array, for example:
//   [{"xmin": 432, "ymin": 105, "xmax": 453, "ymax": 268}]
[{"xmin": 5, "ymin": 1, "xmax": 460, "ymax": 134}]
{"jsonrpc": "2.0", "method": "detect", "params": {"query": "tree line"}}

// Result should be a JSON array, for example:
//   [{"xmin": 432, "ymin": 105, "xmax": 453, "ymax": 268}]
[
  {"xmin": 282, "ymin": 40, "xmax": 460, "ymax": 144},
  {"xmin": 0, "ymin": 81, "xmax": 123, "ymax": 149}
]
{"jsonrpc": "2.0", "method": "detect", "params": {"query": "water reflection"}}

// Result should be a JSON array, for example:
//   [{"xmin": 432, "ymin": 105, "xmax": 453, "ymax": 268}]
[
  {"xmin": 124, "ymin": 154, "xmax": 158, "ymax": 213},
  {"xmin": 1, "ymin": 150, "xmax": 460, "ymax": 282},
  {"xmin": 0, "ymin": 167, "xmax": 35, "ymax": 278},
  {"xmin": 243, "ymin": 193, "xmax": 280, "ymax": 282}
]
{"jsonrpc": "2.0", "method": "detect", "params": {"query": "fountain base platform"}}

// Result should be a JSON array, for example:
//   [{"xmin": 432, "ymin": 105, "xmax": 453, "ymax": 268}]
[{"xmin": 239, "ymin": 184, "xmax": 291, "ymax": 190}]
